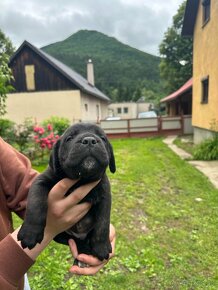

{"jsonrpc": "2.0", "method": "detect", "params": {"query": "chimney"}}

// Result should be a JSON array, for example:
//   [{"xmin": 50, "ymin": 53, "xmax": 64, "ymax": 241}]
[{"xmin": 87, "ymin": 59, "xmax": 95, "ymax": 86}]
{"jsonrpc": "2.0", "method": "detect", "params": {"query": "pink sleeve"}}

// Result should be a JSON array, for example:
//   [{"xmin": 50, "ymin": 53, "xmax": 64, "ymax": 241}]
[
  {"xmin": 0, "ymin": 137, "xmax": 38, "ymax": 218},
  {"xmin": 0, "ymin": 235, "xmax": 34, "ymax": 289}
]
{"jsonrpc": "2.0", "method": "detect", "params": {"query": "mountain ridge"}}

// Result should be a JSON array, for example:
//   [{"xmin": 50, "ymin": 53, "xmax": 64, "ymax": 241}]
[{"xmin": 42, "ymin": 29, "xmax": 162, "ymax": 101}]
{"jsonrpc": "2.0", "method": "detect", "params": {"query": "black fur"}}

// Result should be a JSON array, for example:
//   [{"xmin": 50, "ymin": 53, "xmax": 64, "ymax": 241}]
[{"xmin": 18, "ymin": 123, "xmax": 116, "ymax": 262}]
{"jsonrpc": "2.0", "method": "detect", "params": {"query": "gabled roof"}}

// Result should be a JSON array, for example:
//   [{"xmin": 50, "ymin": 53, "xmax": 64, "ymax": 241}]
[
  {"xmin": 9, "ymin": 40, "xmax": 110, "ymax": 102},
  {"xmin": 160, "ymin": 78, "xmax": 192, "ymax": 103},
  {"xmin": 182, "ymin": 0, "xmax": 199, "ymax": 36}
]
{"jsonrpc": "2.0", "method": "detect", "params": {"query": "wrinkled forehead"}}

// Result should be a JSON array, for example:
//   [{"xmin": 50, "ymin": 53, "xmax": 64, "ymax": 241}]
[{"xmin": 64, "ymin": 123, "xmax": 105, "ymax": 138}]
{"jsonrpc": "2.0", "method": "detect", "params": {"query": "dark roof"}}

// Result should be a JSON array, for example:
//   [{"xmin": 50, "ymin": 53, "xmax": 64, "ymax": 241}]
[
  {"xmin": 9, "ymin": 40, "xmax": 110, "ymax": 102},
  {"xmin": 182, "ymin": 0, "xmax": 199, "ymax": 36},
  {"xmin": 160, "ymin": 78, "xmax": 192, "ymax": 103}
]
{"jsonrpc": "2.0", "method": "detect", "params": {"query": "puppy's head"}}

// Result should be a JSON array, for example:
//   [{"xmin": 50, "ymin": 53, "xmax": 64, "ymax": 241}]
[{"xmin": 49, "ymin": 123, "xmax": 116, "ymax": 180}]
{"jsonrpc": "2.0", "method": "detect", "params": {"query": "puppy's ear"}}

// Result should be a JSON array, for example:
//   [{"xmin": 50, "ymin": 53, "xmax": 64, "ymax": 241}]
[
  {"xmin": 49, "ymin": 139, "xmax": 62, "ymax": 175},
  {"xmin": 108, "ymin": 142, "xmax": 116, "ymax": 173}
]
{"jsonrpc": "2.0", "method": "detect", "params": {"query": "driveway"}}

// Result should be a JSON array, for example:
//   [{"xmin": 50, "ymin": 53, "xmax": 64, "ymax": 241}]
[{"xmin": 163, "ymin": 136, "xmax": 218, "ymax": 189}]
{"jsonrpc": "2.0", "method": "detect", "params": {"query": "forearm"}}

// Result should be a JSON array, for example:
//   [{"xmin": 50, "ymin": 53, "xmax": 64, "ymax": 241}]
[{"xmin": 11, "ymin": 226, "xmax": 54, "ymax": 261}]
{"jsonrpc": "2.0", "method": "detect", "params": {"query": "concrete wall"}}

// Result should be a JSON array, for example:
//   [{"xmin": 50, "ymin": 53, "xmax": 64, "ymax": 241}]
[
  {"xmin": 193, "ymin": 126, "xmax": 214, "ymax": 144},
  {"xmin": 81, "ymin": 92, "xmax": 108, "ymax": 122},
  {"xmin": 193, "ymin": 2, "xmax": 218, "ymax": 130},
  {"xmin": 6, "ymin": 90, "xmax": 82, "ymax": 124}
]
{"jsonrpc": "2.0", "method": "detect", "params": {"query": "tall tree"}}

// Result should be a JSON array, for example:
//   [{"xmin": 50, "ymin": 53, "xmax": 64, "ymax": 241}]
[
  {"xmin": 159, "ymin": 1, "xmax": 193, "ymax": 94},
  {"xmin": 0, "ymin": 29, "xmax": 15, "ymax": 116}
]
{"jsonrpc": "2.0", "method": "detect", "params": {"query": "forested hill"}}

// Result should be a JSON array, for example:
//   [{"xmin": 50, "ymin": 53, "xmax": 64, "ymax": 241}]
[{"xmin": 42, "ymin": 30, "xmax": 162, "ymax": 102}]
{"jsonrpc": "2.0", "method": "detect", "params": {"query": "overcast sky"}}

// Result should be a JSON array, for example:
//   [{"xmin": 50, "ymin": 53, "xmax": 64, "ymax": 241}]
[{"xmin": 0, "ymin": 0, "xmax": 184, "ymax": 56}]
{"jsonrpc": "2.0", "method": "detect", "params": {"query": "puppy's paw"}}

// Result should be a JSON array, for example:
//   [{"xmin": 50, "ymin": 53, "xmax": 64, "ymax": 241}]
[
  {"xmin": 91, "ymin": 240, "xmax": 112, "ymax": 261},
  {"xmin": 18, "ymin": 223, "xmax": 44, "ymax": 249}
]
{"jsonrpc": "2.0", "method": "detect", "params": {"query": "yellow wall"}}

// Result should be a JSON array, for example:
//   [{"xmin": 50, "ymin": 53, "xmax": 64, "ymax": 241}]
[
  {"xmin": 193, "ymin": 1, "xmax": 218, "ymax": 130},
  {"xmin": 6, "ymin": 90, "xmax": 82, "ymax": 124}
]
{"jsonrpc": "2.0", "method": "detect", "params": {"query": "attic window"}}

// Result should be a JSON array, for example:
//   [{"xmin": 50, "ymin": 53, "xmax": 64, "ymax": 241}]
[
  {"xmin": 202, "ymin": 0, "xmax": 211, "ymax": 26},
  {"xmin": 25, "ymin": 65, "xmax": 35, "ymax": 91},
  {"xmin": 201, "ymin": 76, "xmax": 209, "ymax": 104}
]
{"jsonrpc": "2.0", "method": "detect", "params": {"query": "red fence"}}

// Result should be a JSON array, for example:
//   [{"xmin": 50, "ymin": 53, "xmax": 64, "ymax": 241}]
[{"xmin": 100, "ymin": 115, "xmax": 193, "ymax": 139}]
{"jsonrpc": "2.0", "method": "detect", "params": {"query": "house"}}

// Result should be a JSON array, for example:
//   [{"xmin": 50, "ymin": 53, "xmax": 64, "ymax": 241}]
[
  {"xmin": 160, "ymin": 78, "xmax": 192, "ymax": 116},
  {"xmin": 108, "ymin": 99, "xmax": 154, "ymax": 119},
  {"xmin": 6, "ymin": 41, "xmax": 110, "ymax": 124},
  {"xmin": 182, "ymin": 0, "xmax": 218, "ymax": 143}
]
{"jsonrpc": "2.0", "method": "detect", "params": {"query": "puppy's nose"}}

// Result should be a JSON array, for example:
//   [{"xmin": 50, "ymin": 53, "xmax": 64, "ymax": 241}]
[{"xmin": 82, "ymin": 136, "xmax": 97, "ymax": 145}]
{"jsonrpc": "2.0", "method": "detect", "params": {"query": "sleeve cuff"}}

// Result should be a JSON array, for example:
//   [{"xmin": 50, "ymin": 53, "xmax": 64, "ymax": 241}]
[{"xmin": 0, "ymin": 234, "xmax": 34, "ymax": 286}]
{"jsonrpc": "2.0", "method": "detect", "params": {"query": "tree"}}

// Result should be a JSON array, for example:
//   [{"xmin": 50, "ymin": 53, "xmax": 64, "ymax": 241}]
[
  {"xmin": 159, "ymin": 1, "xmax": 193, "ymax": 94},
  {"xmin": 0, "ymin": 29, "xmax": 15, "ymax": 117}
]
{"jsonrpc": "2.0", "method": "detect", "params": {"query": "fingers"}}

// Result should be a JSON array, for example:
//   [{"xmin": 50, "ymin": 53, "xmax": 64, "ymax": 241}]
[
  {"xmin": 68, "ymin": 223, "xmax": 116, "ymax": 276},
  {"xmin": 62, "ymin": 180, "xmax": 100, "ymax": 208},
  {"xmin": 68, "ymin": 240, "xmax": 106, "ymax": 275},
  {"xmin": 49, "ymin": 179, "xmax": 100, "ymax": 208},
  {"xmin": 69, "ymin": 263, "xmax": 105, "ymax": 275},
  {"xmin": 68, "ymin": 239, "xmax": 78, "ymax": 259},
  {"xmin": 49, "ymin": 178, "xmax": 78, "ymax": 200},
  {"xmin": 67, "ymin": 202, "xmax": 91, "ymax": 225}
]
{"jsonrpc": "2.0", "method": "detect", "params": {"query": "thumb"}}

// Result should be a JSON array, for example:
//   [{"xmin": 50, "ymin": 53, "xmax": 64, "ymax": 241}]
[
  {"xmin": 49, "ymin": 178, "xmax": 79, "ymax": 200},
  {"xmin": 69, "ymin": 239, "xmax": 78, "ymax": 259}
]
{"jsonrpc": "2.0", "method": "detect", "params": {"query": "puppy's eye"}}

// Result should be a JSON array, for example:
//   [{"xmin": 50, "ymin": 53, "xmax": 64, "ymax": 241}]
[
  {"xmin": 101, "ymin": 136, "xmax": 107, "ymax": 142},
  {"xmin": 66, "ymin": 136, "xmax": 73, "ymax": 142}
]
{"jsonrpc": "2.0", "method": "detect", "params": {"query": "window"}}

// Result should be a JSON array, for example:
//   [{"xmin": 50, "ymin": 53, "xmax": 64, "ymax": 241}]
[
  {"xmin": 202, "ymin": 0, "xmax": 211, "ymax": 25},
  {"xmin": 117, "ymin": 107, "xmax": 122, "ymax": 114},
  {"xmin": 85, "ymin": 104, "xmax": 88, "ymax": 112},
  {"xmin": 25, "ymin": 65, "xmax": 35, "ymax": 91},
  {"xmin": 124, "ymin": 107, "xmax": 128, "ymax": 114},
  {"xmin": 201, "ymin": 76, "xmax": 209, "ymax": 104}
]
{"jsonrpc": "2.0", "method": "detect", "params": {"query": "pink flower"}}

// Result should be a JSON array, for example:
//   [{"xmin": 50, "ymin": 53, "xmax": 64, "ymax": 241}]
[
  {"xmin": 47, "ymin": 144, "xmax": 52, "ymax": 150},
  {"xmin": 38, "ymin": 128, "xmax": 45, "ymax": 135},
  {"xmin": 47, "ymin": 124, "xmax": 53, "ymax": 131},
  {"xmin": 34, "ymin": 126, "xmax": 40, "ymax": 132}
]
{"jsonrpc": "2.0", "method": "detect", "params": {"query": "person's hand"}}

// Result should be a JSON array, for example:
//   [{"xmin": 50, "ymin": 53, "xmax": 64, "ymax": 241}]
[
  {"xmin": 68, "ymin": 224, "xmax": 116, "ymax": 275},
  {"xmin": 45, "ymin": 178, "xmax": 99, "ymax": 239}
]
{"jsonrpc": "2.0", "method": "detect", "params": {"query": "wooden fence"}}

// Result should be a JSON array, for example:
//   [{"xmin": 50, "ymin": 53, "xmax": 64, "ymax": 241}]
[{"xmin": 100, "ymin": 115, "xmax": 193, "ymax": 139}]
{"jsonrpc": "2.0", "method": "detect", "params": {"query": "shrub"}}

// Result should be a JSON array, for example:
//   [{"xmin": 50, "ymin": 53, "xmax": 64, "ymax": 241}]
[
  {"xmin": 0, "ymin": 118, "xmax": 16, "ymax": 143},
  {"xmin": 193, "ymin": 137, "xmax": 218, "ymax": 161},
  {"xmin": 193, "ymin": 120, "xmax": 218, "ymax": 161},
  {"xmin": 14, "ymin": 118, "xmax": 35, "ymax": 153},
  {"xmin": 42, "ymin": 116, "xmax": 70, "ymax": 136},
  {"xmin": 33, "ymin": 124, "xmax": 59, "ymax": 150}
]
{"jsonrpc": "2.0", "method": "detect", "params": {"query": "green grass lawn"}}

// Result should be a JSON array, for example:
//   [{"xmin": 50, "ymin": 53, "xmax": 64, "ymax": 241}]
[{"xmin": 13, "ymin": 138, "xmax": 218, "ymax": 290}]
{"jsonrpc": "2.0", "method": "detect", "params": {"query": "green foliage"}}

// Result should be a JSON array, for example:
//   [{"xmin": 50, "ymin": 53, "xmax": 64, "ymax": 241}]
[
  {"xmin": 14, "ymin": 118, "xmax": 35, "ymax": 153},
  {"xmin": 0, "ymin": 54, "xmax": 14, "ymax": 116},
  {"xmin": 0, "ymin": 29, "xmax": 15, "ymax": 56},
  {"xmin": 0, "ymin": 30, "xmax": 15, "ymax": 116},
  {"xmin": 194, "ymin": 120, "xmax": 218, "ymax": 161},
  {"xmin": 42, "ymin": 30, "xmax": 162, "ymax": 103},
  {"xmin": 0, "ymin": 118, "xmax": 15, "ymax": 143},
  {"xmin": 159, "ymin": 1, "xmax": 193, "ymax": 94},
  {"xmin": 194, "ymin": 138, "xmax": 218, "ymax": 161},
  {"xmin": 42, "ymin": 116, "xmax": 70, "ymax": 136},
  {"xmin": 13, "ymin": 138, "xmax": 218, "ymax": 289}
]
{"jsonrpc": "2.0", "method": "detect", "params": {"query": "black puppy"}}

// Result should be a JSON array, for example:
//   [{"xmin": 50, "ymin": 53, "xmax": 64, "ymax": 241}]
[{"xmin": 18, "ymin": 122, "xmax": 116, "ymax": 264}]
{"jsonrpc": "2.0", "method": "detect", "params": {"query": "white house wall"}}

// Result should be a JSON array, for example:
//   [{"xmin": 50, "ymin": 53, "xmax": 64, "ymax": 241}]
[
  {"xmin": 6, "ymin": 90, "xmax": 81, "ymax": 124},
  {"xmin": 81, "ymin": 92, "xmax": 108, "ymax": 122}
]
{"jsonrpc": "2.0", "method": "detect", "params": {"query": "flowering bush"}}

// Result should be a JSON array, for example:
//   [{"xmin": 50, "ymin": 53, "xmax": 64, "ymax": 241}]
[
  {"xmin": 33, "ymin": 124, "xmax": 59, "ymax": 150},
  {"xmin": 42, "ymin": 116, "xmax": 70, "ymax": 136}
]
